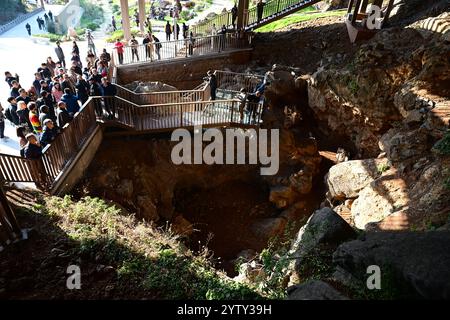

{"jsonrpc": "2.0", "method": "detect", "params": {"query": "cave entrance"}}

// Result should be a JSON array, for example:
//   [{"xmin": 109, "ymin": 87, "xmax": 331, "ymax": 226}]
[{"xmin": 173, "ymin": 179, "xmax": 278, "ymax": 276}]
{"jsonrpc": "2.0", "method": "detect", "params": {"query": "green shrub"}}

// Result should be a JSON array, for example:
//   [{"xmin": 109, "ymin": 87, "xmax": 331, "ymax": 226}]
[
  {"xmin": 85, "ymin": 22, "xmax": 100, "ymax": 31},
  {"xmin": 377, "ymin": 163, "xmax": 390, "ymax": 174},
  {"xmin": 433, "ymin": 131, "xmax": 450, "ymax": 155},
  {"xmin": 34, "ymin": 33, "xmax": 63, "ymax": 42},
  {"xmin": 106, "ymin": 29, "xmax": 139, "ymax": 42},
  {"xmin": 79, "ymin": 0, "xmax": 104, "ymax": 30}
]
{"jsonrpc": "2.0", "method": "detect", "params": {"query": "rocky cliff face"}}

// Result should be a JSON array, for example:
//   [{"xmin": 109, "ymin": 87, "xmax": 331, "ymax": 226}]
[{"xmin": 307, "ymin": 16, "xmax": 450, "ymax": 231}]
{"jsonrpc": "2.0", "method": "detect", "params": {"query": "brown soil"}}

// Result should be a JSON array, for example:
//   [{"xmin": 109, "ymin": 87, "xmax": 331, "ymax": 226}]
[
  {"xmin": 247, "ymin": 15, "xmax": 358, "ymax": 74},
  {"xmin": 0, "ymin": 189, "xmax": 150, "ymax": 300}
]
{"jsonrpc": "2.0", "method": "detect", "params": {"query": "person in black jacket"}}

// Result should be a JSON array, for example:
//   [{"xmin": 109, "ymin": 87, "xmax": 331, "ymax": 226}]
[
  {"xmin": 38, "ymin": 105, "xmax": 51, "ymax": 126},
  {"xmin": 75, "ymin": 75, "xmax": 90, "ymax": 104},
  {"xmin": 38, "ymin": 63, "xmax": 52, "ymax": 80},
  {"xmin": 101, "ymin": 77, "xmax": 117, "ymax": 119},
  {"xmin": 24, "ymin": 134, "xmax": 42, "ymax": 160},
  {"xmin": 9, "ymin": 80, "xmax": 21, "ymax": 98},
  {"xmin": 204, "ymin": 70, "xmax": 217, "ymax": 100},
  {"xmin": 16, "ymin": 101, "xmax": 30, "ymax": 128},
  {"xmin": 40, "ymin": 119, "xmax": 60, "ymax": 148},
  {"xmin": 56, "ymin": 101, "xmax": 73, "ymax": 128},
  {"xmin": 36, "ymin": 91, "xmax": 56, "ymax": 121},
  {"xmin": 5, "ymin": 72, "xmax": 19, "ymax": 88},
  {"xmin": 5, "ymin": 97, "xmax": 20, "ymax": 126},
  {"xmin": 256, "ymin": 0, "xmax": 265, "ymax": 23}
]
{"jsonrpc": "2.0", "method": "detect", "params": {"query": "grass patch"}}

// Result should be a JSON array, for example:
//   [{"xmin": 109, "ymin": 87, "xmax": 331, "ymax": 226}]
[
  {"xmin": 40, "ymin": 195, "xmax": 260, "ymax": 299},
  {"xmin": 79, "ymin": 0, "xmax": 104, "ymax": 31},
  {"xmin": 34, "ymin": 33, "xmax": 63, "ymax": 42},
  {"xmin": 433, "ymin": 131, "xmax": 450, "ymax": 155},
  {"xmin": 255, "ymin": 9, "xmax": 346, "ymax": 33},
  {"xmin": 106, "ymin": 29, "xmax": 139, "ymax": 42}
]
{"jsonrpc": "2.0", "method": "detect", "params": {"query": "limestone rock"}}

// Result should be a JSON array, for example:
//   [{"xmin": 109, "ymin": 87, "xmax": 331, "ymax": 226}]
[
  {"xmin": 326, "ymin": 159, "xmax": 385, "ymax": 200},
  {"xmin": 116, "ymin": 179, "xmax": 133, "ymax": 199},
  {"xmin": 351, "ymin": 174, "xmax": 409, "ymax": 230},
  {"xmin": 379, "ymin": 127, "xmax": 430, "ymax": 164},
  {"xmin": 287, "ymin": 280, "xmax": 349, "ymax": 300},
  {"xmin": 136, "ymin": 195, "xmax": 159, "ymax": 222},
  {"xmin": 290, "ymin": 208, "xmax": 356, "ymax": 271},
  {"xmin": 269, "ymin": 186, "xmax": 297, "ymax": 209},
  {"xmin": 333, "ymin": 231, "xmax": 450, "ymax": 299},
  {"xmin": 171, "ymin": 215, "xmax": 194, "ymax": 237},
  {"xmin": 251, "ymin": 217, "xmax": 287, "ymax": 239}
]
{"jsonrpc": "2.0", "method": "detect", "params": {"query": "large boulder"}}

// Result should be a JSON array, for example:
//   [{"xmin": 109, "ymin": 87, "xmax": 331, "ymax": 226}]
[
  {"xmin": 379, "ymin": 127, "xmax": 431, "ymax": 164},
  {"xmin": 287, "ymin": 280, "xmax": 349, "ymax": 300},
  {"xmin": 326, "ymin": 159, "xmax": 386, "ymax": 200},
  {"xmin": 333, "ymin": 231, "xmax": 450, "ymax": 299},
  {"xmin": 351, "ymin": 173, "xmax": 409, "ymax": 230},
  {"xmin": 290, "ymin": 207, "xmax": 357, "ymax": 271}
]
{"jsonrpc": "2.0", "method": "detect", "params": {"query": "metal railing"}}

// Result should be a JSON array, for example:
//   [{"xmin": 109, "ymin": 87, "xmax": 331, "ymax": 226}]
[
  {"xmin": 193, "ymin": 11, "xmax": 233, "ymax": 36},
  {"xmin": 0, "ymin": 68, "xmax": 266, "ymax": 191},
  {"xmin": 192, "ymin": 0, "xmax": 321, "ymax": 33},
  {"xmin": 113, "ymin": 33, "xmax": 251, "ymax": 66}
]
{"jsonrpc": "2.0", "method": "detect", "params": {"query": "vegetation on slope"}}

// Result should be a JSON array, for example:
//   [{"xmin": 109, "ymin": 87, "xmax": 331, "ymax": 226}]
[
  {"xmin": 0, "ymin": 0, "xmax": 30, "ymax": 25},
  {"xmin": 255, "ymin": 9, "xmax": 346, "ymax": 33},
  {"xmin": 1, "ymin": 194, "xmax": 259, "ymax": 299}
]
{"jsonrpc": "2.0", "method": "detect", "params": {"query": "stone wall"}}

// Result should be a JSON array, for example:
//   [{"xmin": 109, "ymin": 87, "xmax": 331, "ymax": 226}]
[
  {"xmin": 54, "ymin": 0, "xmax": 82, "ymax": 34},
  {"xmin": 116, "ymin": 49, "xmax": 253, "ymax": 89}
]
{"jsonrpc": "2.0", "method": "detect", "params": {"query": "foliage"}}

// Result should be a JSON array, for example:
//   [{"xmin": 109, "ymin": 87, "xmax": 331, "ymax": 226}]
[
  {"xmin": 79, "ymin": 0, "xmax": 104, "ymax": 31},
  {"xmin": 106, "ymin": 29, "xmax": 139, "ymax": 42},
  {"xmin": 347, "ymin": 78, "xmax": 359, "ymax": 95},
  {"xmin": 255, "ymin": 9, "xmax": 345, "ymax": 33},
  {"xmin": 34, "ymin": 33, "xmax": 63, "ymax": 42},
  {"xmin": 0, "ymin": 0, "xmax": 27, "ymax": 25},
  {"xmin": 377, "ymin": 163, "xmax": 390, "ymax": 174},
  {"xmin": 433, "ymin": 131, "xmax": 450, "ymax": 155},
  {"xmin": 42, "ymin": 195, "xmax": 260, "ymax": 300}
]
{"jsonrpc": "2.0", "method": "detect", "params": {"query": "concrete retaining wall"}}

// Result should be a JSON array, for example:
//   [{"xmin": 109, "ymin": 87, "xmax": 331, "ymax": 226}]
[
  {"xmin": 54, "ymin": 0, "xmax": 82, "ymax": 34},
  {"xmin": 116, "ymin": 49, "xmax": 253, "ymax": 89},
  {"xmin": 0, "ymin": 7, "xmax": 45, "ymax": 35}
]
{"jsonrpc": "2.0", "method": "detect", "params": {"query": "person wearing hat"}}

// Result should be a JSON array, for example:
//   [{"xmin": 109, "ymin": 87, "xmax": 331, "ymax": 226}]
[
  {"xmin": 56, "ymin": 101, "xmax": 72, "ymax": 128},
  {"xmin": 24, "ymin": 133, "xmax": 42, "ymax": 160},
  {"xmin": 204, "ymin": 70, "xmax": 217, "ymax": 101},
  {"xmin": 40, "ymin": 119, "xmax": 60, "ymax": 148}
]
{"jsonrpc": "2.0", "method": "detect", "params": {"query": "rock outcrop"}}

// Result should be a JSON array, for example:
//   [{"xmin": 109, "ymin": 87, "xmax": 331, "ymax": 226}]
[
  {"xmin": 290, "ymin": 208, "xmax": 357, "ymax": 272},
  {"xmin": 333, "ymin": 231, "xmax": 450, "ymax": 299},
  {"xmin": 287, "ymin": 280, "xmax": 349, "ymax": 300}
]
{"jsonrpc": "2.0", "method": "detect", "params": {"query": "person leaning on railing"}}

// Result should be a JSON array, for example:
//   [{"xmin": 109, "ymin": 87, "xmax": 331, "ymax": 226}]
[
  {"xmin": 114, "ymin": 39, "xmax": 124, "ymax": 65},
  {"xmin": 23, "ymin": 133, "xmax": 42, "ymax": 160},
  {"xmin": 101, "ymin": 77, "xmax": 118, "ymax": 120},
  {"xmin": 130, "ymin": 36, "xmax": 140, "ymax": 62},
  {"xmin": 152, "ymin": 35, "xmax": 162, "ymax": 60}
]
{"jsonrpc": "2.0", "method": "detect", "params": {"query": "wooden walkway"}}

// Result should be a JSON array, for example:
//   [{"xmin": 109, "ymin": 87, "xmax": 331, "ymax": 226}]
[{"xmin": 0, "ymin": 96, "xmax": 263, "ymax": 192}]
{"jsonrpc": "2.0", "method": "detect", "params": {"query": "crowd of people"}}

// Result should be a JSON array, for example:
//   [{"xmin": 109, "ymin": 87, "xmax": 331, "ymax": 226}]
[{"xmin": 0, "ymin": 40, "xmax": 116, "ymax": 160}]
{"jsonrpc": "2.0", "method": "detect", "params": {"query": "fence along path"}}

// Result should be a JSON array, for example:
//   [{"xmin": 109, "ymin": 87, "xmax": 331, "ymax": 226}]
[
  {"xmin": 192, "ymin": 0, "xmax": 322, "ymax": 35},
  {"xmin": 113, "ymin": 33, "xmax": 252, "ymax": 66}
]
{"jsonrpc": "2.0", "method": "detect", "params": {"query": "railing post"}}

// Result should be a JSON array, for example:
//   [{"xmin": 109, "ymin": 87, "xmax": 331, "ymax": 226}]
[
  {"xmin": 230, "ymin": 101, "xmax": 235, "ymax": 124},
  {"xmin": 180, "ymin": 104, "xmax": 183, "ymax": 127}
]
